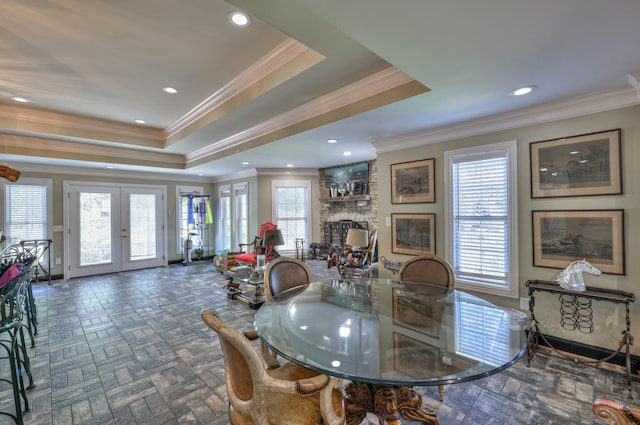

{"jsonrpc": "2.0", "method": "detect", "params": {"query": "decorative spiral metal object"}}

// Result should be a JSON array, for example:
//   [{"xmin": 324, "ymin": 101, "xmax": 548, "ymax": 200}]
[{"xmin": 559, "ymin": 294, "xmax": 594, "ymax": 333}]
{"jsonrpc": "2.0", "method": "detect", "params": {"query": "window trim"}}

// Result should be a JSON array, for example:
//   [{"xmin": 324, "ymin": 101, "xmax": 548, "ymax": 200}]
[
  {"xmin": 176, "ymin": 185, "xmax": 204, "ymax": 255},
  {"xmin": 271, "ymin": 180, "xmax": 311, "ymax": 252},
  {"xmin": 444, "ymin": 140, "xmax": 519, "ymax": 299},
  {"xmin": 218, "ymin": 185, "xmax": 231, "ymax": 252}
]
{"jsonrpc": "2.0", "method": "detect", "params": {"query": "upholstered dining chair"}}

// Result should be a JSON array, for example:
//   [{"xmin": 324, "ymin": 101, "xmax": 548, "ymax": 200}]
[
  {"xmin": 201, "ymin": 309, "xmax": 345, "ymax": 425},
  {"xmin": 398, "ymin": 254, "xmax": 455, "ymax": 401},
  {"xmin": 264, "ymin": 257, "xmax": 312, "ymax": 302}
]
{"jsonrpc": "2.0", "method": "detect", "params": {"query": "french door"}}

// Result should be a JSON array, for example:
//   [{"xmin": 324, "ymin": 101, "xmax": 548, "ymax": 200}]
[{"xmin": 65, "ymin": 182, "xmax": 166, "ymax": 279}]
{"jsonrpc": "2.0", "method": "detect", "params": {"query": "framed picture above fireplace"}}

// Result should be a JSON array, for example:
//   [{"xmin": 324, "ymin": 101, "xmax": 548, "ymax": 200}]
[{"xmin": 324, "ymin": 162, "xmax": 369, "ymax": 197}]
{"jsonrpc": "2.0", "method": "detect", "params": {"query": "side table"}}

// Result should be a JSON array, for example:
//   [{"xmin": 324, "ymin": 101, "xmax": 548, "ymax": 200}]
[
  {"xmin": 223, "ymin": 271, "xmax": 265, "ymax": 309},
  {"xmin": 525, "ymin": 279, "xmax": 635, "ymax": 397}
]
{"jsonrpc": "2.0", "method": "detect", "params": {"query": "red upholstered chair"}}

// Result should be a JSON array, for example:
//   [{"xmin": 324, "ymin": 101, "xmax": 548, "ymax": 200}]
[{"xmin": 235, "ymin": 221, "xmax": 277, "ymax": 266}]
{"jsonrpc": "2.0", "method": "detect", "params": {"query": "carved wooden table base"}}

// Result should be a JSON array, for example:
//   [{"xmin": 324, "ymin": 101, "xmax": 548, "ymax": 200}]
[{"xmin": 345, "ymin": 382, "xmax": 439, "ymax": 425}]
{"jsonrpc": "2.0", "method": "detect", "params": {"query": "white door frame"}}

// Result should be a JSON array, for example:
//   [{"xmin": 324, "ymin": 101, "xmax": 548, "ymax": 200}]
[{"xmin": 63, "ymin": 181, "xmax": 168, "ymax": 280}]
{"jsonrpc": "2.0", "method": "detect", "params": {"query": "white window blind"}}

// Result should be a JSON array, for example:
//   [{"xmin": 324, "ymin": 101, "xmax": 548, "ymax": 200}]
[
  {"xmin": 272, "ymin": 181, "xmax": 310, "ymax": 251},
  {"xmin": 445, "ymin": 141, "xmax": 518, "ymax": 298},
  {"xmin": 5, "ymin": 182, "xmax": 49, "ymax": 242}
]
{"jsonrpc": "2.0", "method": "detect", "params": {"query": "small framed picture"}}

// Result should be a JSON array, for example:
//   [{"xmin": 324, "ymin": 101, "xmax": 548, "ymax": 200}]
[
  {"xmin": 530, "ymin": 129, "xmax": 622, "ymax": 198},
  {"xmin": 532, "ymin": 209, "xmax": 625, "ymax": 275},
  {"xmin": 391, "ymin": 213, "xmax": 435, "ymax": 255},
  {"xmin": 391, "ymin": 158, "xmax": 435, "ymax": 204}
]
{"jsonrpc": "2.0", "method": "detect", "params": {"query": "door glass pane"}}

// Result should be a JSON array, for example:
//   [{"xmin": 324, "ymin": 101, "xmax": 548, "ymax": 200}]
[
  {"xmin": 80, "ymin": 192, "xmax": 112, "ymax": 266},
  {"xmin": 130, "ymin": 193, "xmax": 156, "ymax": 260}
]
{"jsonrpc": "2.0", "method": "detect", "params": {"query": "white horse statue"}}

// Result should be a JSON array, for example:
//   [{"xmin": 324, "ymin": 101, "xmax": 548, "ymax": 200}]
[{"xmin": 556, "ymin": 259, "xmax": 601, "ymax": 291}]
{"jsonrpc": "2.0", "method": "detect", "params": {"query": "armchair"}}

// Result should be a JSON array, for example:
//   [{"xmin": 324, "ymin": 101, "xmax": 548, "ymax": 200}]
[
  {"xmin": 235, "ymin": 221, "xmax": 277, "ymax": 266},
  {"xmin": 201, "ymin": 309, "xmax": 345, "ymax": 425}
]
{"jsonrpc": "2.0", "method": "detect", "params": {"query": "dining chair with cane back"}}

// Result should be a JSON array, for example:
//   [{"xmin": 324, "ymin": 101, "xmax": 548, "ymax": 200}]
[
  {"xmin": 398, "ymin": 254, "xmax": 455, "ymax": 401},
  {"xmin": 200, "ymin": 309, "xmax": 345, "ymax": 425}
]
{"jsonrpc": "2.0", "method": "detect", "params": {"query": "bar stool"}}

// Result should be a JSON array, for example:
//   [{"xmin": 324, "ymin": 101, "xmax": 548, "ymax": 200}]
[{"xmin": 0, "ymin": 267, "xmax": 35, "ymax": 424}]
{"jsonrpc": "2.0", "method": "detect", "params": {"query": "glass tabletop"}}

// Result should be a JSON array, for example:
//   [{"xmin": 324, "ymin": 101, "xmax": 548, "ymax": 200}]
[{"xmin": 254, "ymin": 278, "xmax": 529, "ymax": 387}]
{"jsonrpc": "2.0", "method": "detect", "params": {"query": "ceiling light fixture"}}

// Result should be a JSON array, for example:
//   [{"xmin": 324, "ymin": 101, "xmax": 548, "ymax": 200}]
[
  {"xmin": 242, "ymin": 161, "xmax": 249, "ymax": 165},
  {"xmin": 287, "ymin": 164, "xmax": 294, "ymax": 168},
  {"xmin": 134, "ymin": 119, "xmax": 146, "ymax": 124},
  {"xmin": 327, "ymin": 139, "xmax": 338, "ymax": 144},
  {"xmin": 228, "ymin": 11, "xmax": 251, "ymax": 27},
  {"xmin": 512, "ymin": 85, "xmax": 536, "ymax": 96},
  {"xmin": 343, "ymin": 151, "xmax": 352, "ymax": 156},
  {"xmin": 162, "ymin": 86, "xmax": 179, "ymax": 94},
  {"xmin": 11, "ymin": 97, "xmax": 28, "ymax": 103}
]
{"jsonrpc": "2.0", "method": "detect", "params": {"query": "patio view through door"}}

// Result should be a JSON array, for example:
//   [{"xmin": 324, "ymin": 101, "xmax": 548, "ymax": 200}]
[{"xmin": 65, "ymin": 183, "xmax": 166, "ymax": 279}]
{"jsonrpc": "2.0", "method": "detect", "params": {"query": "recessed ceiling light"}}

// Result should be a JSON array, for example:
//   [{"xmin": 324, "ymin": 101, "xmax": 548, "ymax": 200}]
[
  {"xmin": 134, "ymin": 119, "xmax": 146, "ymax": 124},
  {"xmin": 106, "ymin": 166, "xmax": 115, "ymax": 169},
  {"xmin": 11, "ymin": 97, "xmax": 29, "ymax": 103},
  {"xmin": 228, "ymin": 11, "xmax": 251, "ymax": 27},
  {"xmin": 242, "ymin": 161, "xmax": 249, "ymax": 165},
  {"xmin": 162, "ymin": 86, "xmax": 179, "ymax": 94},
  {"xmin": 512, "ymin": 85, "xmax": 536, "ymax": 96},
  {"xmin": 287, "ymin": 164, "xmax": 294, "ymax": 168},
  {"xmin": 197, "ymin": 173, "xmax": 204, "ymax": 176},
  {"xmin": 327, "ymin": 139, "xmax": 338, "ymax": 144},
  {"xmin": 343, "ymin": 151, "xmax": 352, "ymax": 156}
]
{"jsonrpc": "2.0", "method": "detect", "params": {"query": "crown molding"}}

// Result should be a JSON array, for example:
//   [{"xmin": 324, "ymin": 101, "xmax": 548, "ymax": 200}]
[
  {"xmin": 211, "ymin": 168, "xmax": 257, "ymax": 183},
  {"xmin": 164, "ymin": 38, "xmax": 325, "ymax": 146},
  {"xmin": 0, "ymin": 102, "xmax": 165, "ymax": 148},
  {"xmin": 256, "ymin": 168, "xmax": 318, "ymax": 176},
  {"xmin": 0, "ymin": 133, "xmax": 184, "ymax": 169},
  {"xmin": 374, "ymin": 87, "xmax": 640, "ymax": 153},
  {"xmin": 187, "ymin": 66, "xmax": 427, "ymax": 166},
  {"xmin": 3, "ymin": 160, "xmax": 212, "ymax": 183}
]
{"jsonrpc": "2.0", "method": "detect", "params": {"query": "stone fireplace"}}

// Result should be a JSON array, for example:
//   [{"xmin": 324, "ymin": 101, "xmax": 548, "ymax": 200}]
[{"xmin": 318, "ymin": 159, "xmax": 378, "ymax": 245}]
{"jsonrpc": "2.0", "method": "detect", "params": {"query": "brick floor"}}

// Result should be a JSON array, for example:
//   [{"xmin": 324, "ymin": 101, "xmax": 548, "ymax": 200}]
[{"xmin": 0, "ymin": 260, "xmax": 634, "ymax": 424}]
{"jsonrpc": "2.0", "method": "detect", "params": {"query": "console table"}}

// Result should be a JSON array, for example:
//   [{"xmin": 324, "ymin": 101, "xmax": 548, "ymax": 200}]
[{"xmin": 525, "ymin": 279, "xmax": 635, "ymax": 397}]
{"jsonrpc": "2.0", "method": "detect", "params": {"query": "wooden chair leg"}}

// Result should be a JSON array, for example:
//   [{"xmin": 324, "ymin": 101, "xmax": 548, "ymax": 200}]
[{"xmin": 438, "ymin": 384, "xmax": 445, "ymax": 401}]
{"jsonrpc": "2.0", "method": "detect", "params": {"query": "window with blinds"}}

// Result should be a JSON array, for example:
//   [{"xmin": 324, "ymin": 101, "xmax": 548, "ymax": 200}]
[
  {"xmin": 5, "ymin": 179, "xmax": 50, "ymax": 243},
  {"xmin": 233, "ymin": 183, "xmax": 248, "ymax": 248},
  {"xmin": 219, "ymin": 185, "xmax": 231, "ymax": 251},
  {"xmin": 272, "ymin": 181, "xmax": 310, "ymax": 251},
  {"xmin": 444, "ymin": 141, "xmax": 518, "ymax": 298}
]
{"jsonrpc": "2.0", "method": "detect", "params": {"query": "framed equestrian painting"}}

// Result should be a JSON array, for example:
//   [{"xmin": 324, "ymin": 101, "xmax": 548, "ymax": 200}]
[
  {"xmin": 391, "ymin": 158, "xmax": 435, "ymax": 204},
  {"xmin": 530, "ymin": 129, "xmax": 622, "ymax": 198},
  {"xmin": 391, "ymin": 213, "xmax": 435, "ymax": 255},
  {"xmin": 532, "ymin": 209, "xmax": 625, "ymax": 275}
]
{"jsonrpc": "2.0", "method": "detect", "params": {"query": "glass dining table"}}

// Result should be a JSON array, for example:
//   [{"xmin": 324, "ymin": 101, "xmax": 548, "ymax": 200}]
[{"xmin": 254, "ymin": 278, "xmax": 529, "ymax": 425}]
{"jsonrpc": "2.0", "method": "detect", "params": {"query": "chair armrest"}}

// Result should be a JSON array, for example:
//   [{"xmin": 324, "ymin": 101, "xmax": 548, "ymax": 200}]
[
  {"xmin": 244, "ymin": 329, "xmax": 281, "ymax": 369},
  {"xmin": 593, "ymin": 398, "xmax": 640, "ymax": 424}
]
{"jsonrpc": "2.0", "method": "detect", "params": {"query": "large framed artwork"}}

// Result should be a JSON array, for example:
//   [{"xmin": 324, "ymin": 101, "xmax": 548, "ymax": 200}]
[
  {"xmin": 532, "ymin": 209, "xmax": 625, "ymax": 275},
  {"xmin": 391, "ymin": 213, "xmax": 435, "ymax": 255},
  {"xmin": 391, "ymin": 158, "xmax": 435, "ymax": 204},
  {"xmin": 530, "ymin": 129, "xmax": 622, "ymax": 198}
]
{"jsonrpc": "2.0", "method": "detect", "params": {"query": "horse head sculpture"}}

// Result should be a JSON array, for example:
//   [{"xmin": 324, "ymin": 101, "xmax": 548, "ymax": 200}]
[{"xmin": 556, "ymin": 259, "xmax": 601, "ymax": 292}]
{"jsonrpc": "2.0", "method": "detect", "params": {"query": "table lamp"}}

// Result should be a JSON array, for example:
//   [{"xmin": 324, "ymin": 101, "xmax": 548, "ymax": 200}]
[
  {"xmin": 346, "ymin": 228, "xmax": 368, "ymax": 249},
  {"xmin": 263, "ymin": 229, "xmax": 285, "ymax": 259}
]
